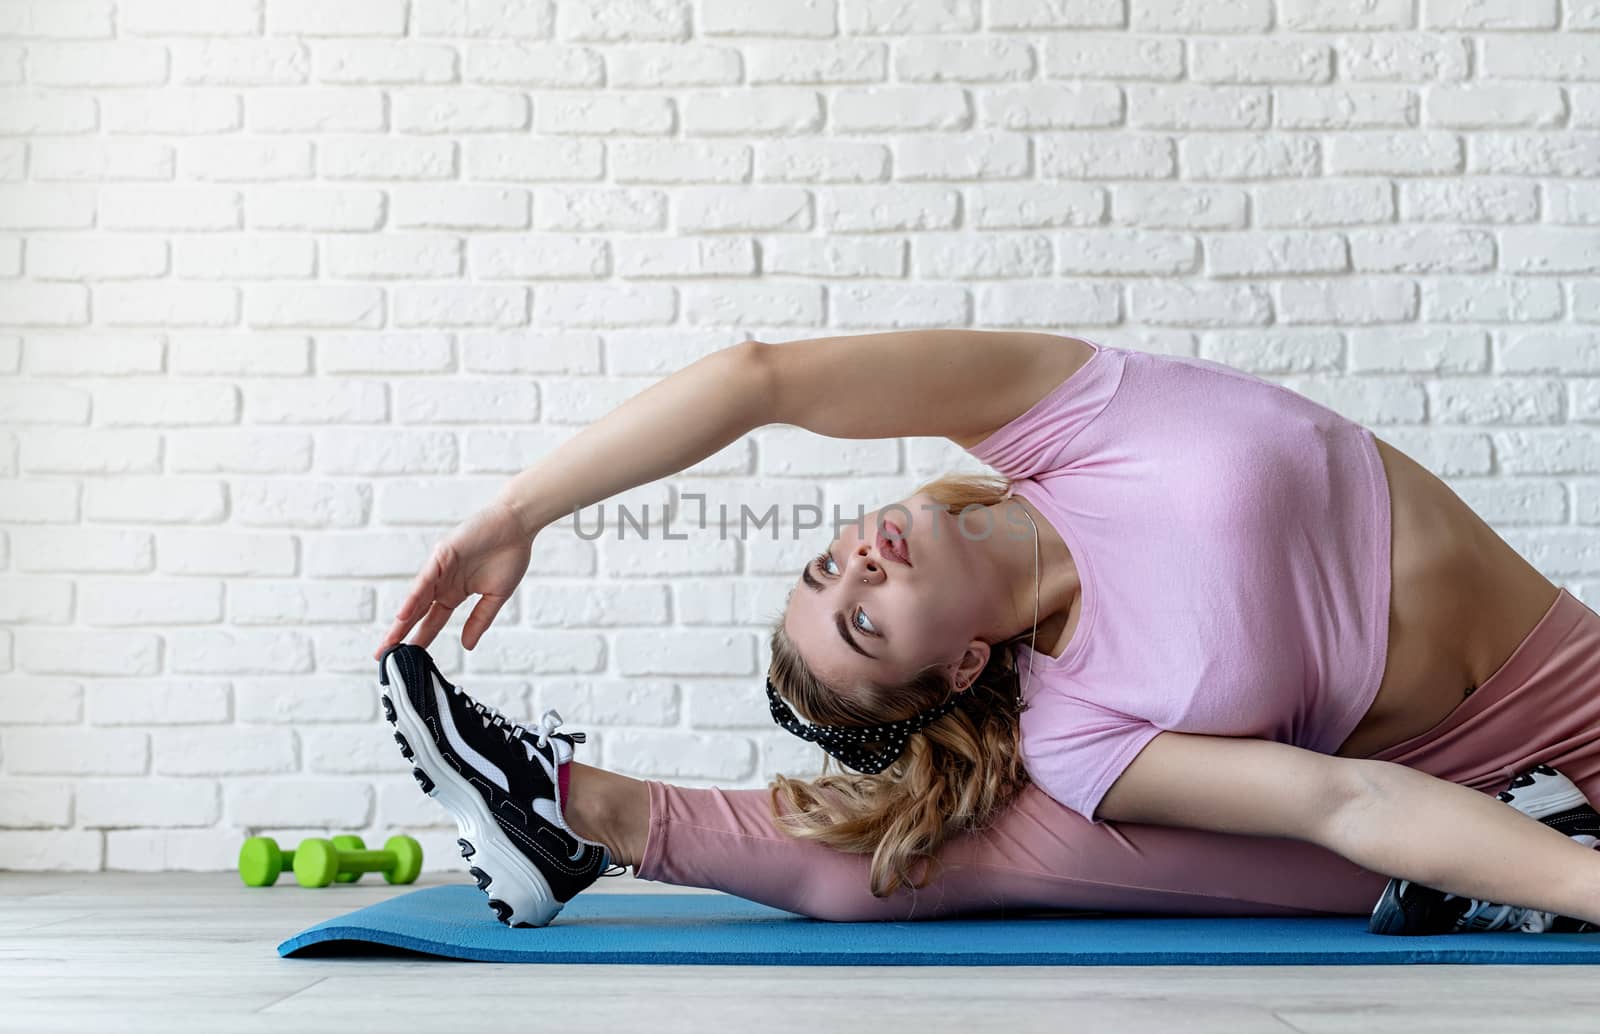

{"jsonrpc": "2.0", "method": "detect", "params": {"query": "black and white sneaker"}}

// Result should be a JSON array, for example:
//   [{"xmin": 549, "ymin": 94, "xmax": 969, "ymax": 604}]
[
  {"xmin": 377, "ymin": 642, "xmax": 624, "ymax": 928},
  {"xmin": 1369, "ymin": 764, "xmax": 1600, "ymax": 935}
]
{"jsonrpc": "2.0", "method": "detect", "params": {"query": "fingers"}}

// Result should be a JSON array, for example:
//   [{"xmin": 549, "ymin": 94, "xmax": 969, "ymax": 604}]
[
  {"xmin": 407, "ymin": 601, "xmax": 454, "ymax": 652},
  {"xmin": 461, "ymin": 594, "xmax": 510, "ymax": 651}
]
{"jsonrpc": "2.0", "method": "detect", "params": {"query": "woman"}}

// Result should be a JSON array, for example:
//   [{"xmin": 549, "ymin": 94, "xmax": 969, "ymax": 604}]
[{"xmin": 372, "ymin": 330, "xmax": 1600, "ymax": 930}]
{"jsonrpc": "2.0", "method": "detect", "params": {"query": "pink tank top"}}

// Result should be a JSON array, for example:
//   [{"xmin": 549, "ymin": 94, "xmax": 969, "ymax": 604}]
[{"xmin": 967, "ymin": 339, "xmax": 1393, "ymax": 822}]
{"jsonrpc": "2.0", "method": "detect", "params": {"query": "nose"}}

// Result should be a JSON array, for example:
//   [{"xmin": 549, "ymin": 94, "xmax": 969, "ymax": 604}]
[{"xmin": 849, "ymin": 541, "xmax": 884, "ymax": 583}]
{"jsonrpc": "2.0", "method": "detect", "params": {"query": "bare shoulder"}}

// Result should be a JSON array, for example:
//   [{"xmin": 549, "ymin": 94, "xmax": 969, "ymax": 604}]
[{"xmin": 944, "ymin": 333, "xmax": 1099, "ymax": 450}]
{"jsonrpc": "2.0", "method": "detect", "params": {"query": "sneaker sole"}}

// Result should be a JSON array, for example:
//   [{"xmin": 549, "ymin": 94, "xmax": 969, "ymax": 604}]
[
  {"xmin": 1501, "ymin": 765, "xmax": 1588, "ymax": 820},
  {"xmin": 379, "ymin": 652, "xmax": 562, "ymax": 928}
]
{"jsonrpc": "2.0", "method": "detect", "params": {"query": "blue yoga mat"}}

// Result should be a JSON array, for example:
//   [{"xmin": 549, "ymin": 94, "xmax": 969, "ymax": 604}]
[{"xmin": 278, "ymin": 885, "xmax": 1600, "ymax": 965}]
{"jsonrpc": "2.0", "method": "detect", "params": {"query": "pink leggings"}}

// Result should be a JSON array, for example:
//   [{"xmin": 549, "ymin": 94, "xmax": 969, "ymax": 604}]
[{"xmin": 633, "ymin": 588, "xmax": 1600, "ymax": 921}]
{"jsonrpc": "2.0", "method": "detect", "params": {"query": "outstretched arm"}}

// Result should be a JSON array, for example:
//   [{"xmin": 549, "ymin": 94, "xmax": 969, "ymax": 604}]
[
  {"xmin": 497, "ymin": 329, "xmax": 1092, "ymax": 537},
  {"xmin": 1096, "ymin": 733, "xmax": 1600, "ymax": 927}
]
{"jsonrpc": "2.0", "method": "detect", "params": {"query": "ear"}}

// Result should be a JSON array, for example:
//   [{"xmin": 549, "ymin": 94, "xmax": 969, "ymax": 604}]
[{"xmin": 951, "ymin": 639, "xmax": 991, "ymax": 693}]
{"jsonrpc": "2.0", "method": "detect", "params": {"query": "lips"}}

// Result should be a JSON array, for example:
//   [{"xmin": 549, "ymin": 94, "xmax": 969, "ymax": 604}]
[{"xmin": 878, "ymin": 520, "xmax": 912, "ymax": 567}]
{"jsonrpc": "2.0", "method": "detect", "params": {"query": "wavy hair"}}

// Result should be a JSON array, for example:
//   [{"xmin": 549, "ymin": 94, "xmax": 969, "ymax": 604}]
[{"xmin": 765, "ymin": 472, "xmax": 1034, "ymax": 899}]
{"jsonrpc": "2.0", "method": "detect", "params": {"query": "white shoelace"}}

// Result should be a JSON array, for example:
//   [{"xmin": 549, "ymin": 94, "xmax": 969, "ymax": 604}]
[{"xmin": 454, "ymin": 687, "xmax": 583, "ymax": 760}]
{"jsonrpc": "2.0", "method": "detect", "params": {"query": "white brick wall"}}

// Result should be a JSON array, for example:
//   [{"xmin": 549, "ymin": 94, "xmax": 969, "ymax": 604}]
[{"xmin": 2, "ymin": 0, "xmax": 1599, "ymax": 872}]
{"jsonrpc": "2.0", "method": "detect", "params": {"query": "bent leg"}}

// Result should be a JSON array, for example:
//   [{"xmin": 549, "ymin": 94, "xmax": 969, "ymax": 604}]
[{"xmin": 634, "ymin": 779, "xmax": 1388, "ymax": 922}]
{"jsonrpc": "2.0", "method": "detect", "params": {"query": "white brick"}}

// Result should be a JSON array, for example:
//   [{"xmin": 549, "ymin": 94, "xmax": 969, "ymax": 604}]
[
  {"xmin": 77, "ymin": 780, "xmax": 219, "ymax": 828},
  {"xmin": 0, "ymin": 184, "xmax": 95, "ymax": 228},
  {"xmin": 1191, "ymin": 39, "xmax": 1332, "ymax": 84},
  {"xmin": 1501, "ymin": 227, "xmax": 1600, "ymax": 274},
  {"xmin": 393, "ymin": 89, "xmax": 529, "ymax": 133},
  {"xmin": 0, "ymin": 677, "xmax": 81, "ymax": 722},
  {"xmin": 0, "ymin": 90, "xmax": 96, "ymax": 134},
  {"xmin": 230, "ymin": 481, "xmax": 364, "ymax": 533},
  {"xmin": 1429, "ymin": 278, "xmax": 1562, "ymax": 323},
  {"xmin": 321, "ymin": 332, "xmax": 454, "ymax": 373},
  {"xmin": 537, "ymin": 677, "xmax": 678, "ymax": 725},
  {"xmin": 242, "ymin": 379, "xmax": 387, "ymax": 423},
  {"xmin": 1349, "ymin": 228, "xmax": 1495, "ymax": 273},
  {"xmin": 96, "ymin": 284, "xmax": 239, "ymax": 328},
  {"xmin": 605, "ymin": 730, "xmax": 755, "ymax": 781},
  {"xmin": 103, "ymin": 90, "xmax": 241, "ymax": 134},
  {"xmin": 0, "ymin": 1, "xmax": 114, "ymax": 38},
  {"xmin": 1276, "ymin": 86, "xmax": 1413, "ymax": 130},
  {"xmin": 1502, "ymin": 333, "xmax": 1600, "ymax": 373},
  {"xmin": 303, "ymin": 724, "xmax": 396, "ymax": 773},
  {"xmin": 616, "ymin": 630, "xmax": 756, "ymax": 676},
  {"xmin": 417, "ymin": 0, "xmax": 551, "ymax": 36},
  {"xmin": 313, "ymin": 41, "xmax": 456, "ymax": 83},
  {"xmin": 18, "ymin": 429, "xmax": 162, "ymax": 474},
  {"xmin": 0, "ymin": 780, "xmax": 71, "ymax": 827},
  {"xmin": 390, "ymin": 379, "xmax": 538, "ymax": 422},
  {"xmin": 154, "ymin": 727, "xmax": 297, "ymax": 775},
  {"xmin": 87, "ymin": 679, "xmax": 230, "ymax": 724},
  {"xmin": 1431, "ymin": 379, "xmax": 1564, "ymax": 424},
  {"xmin": 1401, "ymin": 179, "xmax": 1536, "ymax": 224},
  {"xmin": 168, "ymin": 333, "xmax": 311, "ymax": 375},
  {"xmin": 2, "ymin": 728, "xmax": 147, "ymax": 774},
  {"xmin": 0, "ymin": 381, "xmax": 89, "ymax": 423},
  {"xmin": 156, "ymin": 532, "xmax": 298, "ymax": 577},
  {"xmin": 267, "ymin": 0, "xmax": 408, "ymax": 36},
  {"xmin": 393, "ymin": 285, "xmax": 527, "ymax": 327},
  {"xmin": 234, "ymin": 676, "xmax": 376, "ymax": 722},
  {"xmin": 1349, "ymin": 329, "xmax": 1489, "ymax": 373},
  {"xmin": 171, "ymin": 40, "xmax": 309, "ymax": 85},
  {"xmin": 326, "ymin": 234, "xmax": 462, "ymax": 278},
  {"xmin": 0, "ymin": 283, "xmax": 87, "ymax": 330},
  {"xmin": 390, "ymin": 185, "xmax": 528, "ymax": 228},
  {"xmin": 246, "ymin": 284, "xmax": 383, "ymax": 328},
  {"xmin": 1337, "ymin": 35, "xmax": 1471, "ymax": 81},
  {"xmin": 1257, "ymin": 179, "xmax": 1392, "ymax": 228},
  {"xmin": 181, "ymin": 138, "xmax": 314, "ymax": 181},
  {"xmin": 1281, "ymin": 0, "xmax": 1412, "ymax": 29},
  {"xmin": 1427, "ymin": 84, "xmax": 1565, "ymax": 128},
  {"xmin": 248, "ymin": 187, "xmax": 383, "ymax": 231},
  {"xmin": 319, "ymin": 136, "xmax": 455, "ymax": 179},
  {"xmin": 28, "ymin": 235, "xmax": 167, "ymax": 279},
  {"xmin": 28, "ymin": 139, "xmax": 173, "ymax": 181},
  {"xmin": 316, "ymin": 429, "xmax": 457, "ymax": 475},
  {"xmin": 122, "ymin": 0, "xmax": 261, "ymax": 35},
  {"xmin": 100, "ymin": 186, "xmax": 241, "ymax": 230},
  {"xmin": 1277, "ymin": 278, "xmax": 1416, "ymax": 324},
  {"xmin": 465, "ymin": 41, "xmax": 603, "ymax": 85},
  {"xmin": 83, "ymin": 478, "xmax": 228, "ymax": 524},
  {"xmin": 0, "ymin": 831, "xmax": 102, "ymax": 870},
  {"xmin": 166, "ymin": 430, "xmax": 313, "ymax": 474},
  {"xmin": 0, "ymin": 578, "xmax": 72, "ymax": 623},
  {"xmin": 1209, "ymin": 232, "xmax": 1350, "ymax": 276},
  {"xmin": 174, "ymin": 236, "xmax": 316, "ymax": 279},
  {"xmin": 27, "ymin": 43, "xmax": 168, "ymax": 87},
  {"xmin": 464, "ymin": 137, "xmax": 604, "ymax": 181},
  {"xmin": 225, "ymin": 780, "xmax": 372, "ymax": 827},
  {"xmin": 247, "ymin": 88, "xmax": 386, "ymax": 132},
  {"xmin": 16, "ymin": 630, "xmax": 159, "ymax": 678},
  {"xmin": 105, "ymin": 829, "xmax": 234, "ymax": 871}
]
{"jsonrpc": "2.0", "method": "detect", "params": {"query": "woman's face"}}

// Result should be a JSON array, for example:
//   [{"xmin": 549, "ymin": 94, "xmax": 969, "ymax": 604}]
[{"xmin": 782, "ymin": 491, "xmax": 989, "ymax": 692}]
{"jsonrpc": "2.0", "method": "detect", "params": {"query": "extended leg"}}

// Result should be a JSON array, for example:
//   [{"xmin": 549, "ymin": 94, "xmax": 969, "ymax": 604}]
[{"xmin": 566, "ymin": 762, "xmax": 1388, "ymax": 922}]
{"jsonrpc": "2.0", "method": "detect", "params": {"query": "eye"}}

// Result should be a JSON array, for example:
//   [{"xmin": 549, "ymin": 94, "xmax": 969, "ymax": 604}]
[{"xmin": 814, "ymin": 550, "xmax": 881, "ymax": 638}]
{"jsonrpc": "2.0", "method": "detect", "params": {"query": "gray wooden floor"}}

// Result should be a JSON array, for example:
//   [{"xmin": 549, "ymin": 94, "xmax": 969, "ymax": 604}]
[{"xmin": 3, "ymin": 872, "xmax": 1598, "ymax": 1033}]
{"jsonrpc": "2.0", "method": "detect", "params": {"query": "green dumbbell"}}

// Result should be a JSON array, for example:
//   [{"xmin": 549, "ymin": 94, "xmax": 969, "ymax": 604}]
[
  {"xmin": 292, "ymin": 834, "xmax": 424, "ymax": 888},
  {"xmin": 239, "ymin": 836, "xmax": 296, "ymax": 887}
]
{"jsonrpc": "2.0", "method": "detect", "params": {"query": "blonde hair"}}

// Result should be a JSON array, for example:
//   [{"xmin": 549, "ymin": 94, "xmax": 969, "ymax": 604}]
[{"xmin": 765, "ymin": 471, "xmax": 1034, "ymax": 899}]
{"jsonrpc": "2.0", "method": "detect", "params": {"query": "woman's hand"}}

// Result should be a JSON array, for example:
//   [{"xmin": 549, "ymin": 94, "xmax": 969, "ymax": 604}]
[{"xmin": 373, "ymin": 498, "xmax": 534, "ymax": 658}]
